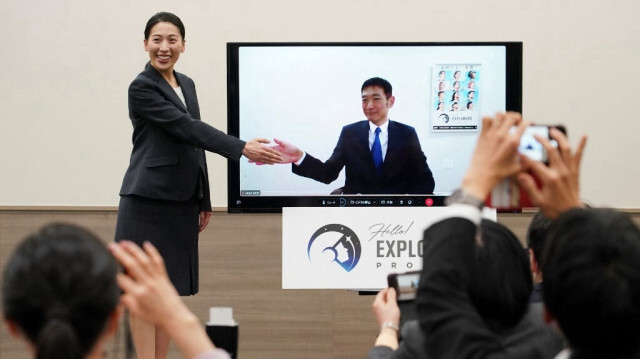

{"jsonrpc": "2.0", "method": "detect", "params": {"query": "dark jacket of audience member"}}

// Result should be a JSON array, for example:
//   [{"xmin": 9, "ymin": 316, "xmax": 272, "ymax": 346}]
[{"xmin": 415, "ymin": 217, "xmax": 563, "ymax": 358}]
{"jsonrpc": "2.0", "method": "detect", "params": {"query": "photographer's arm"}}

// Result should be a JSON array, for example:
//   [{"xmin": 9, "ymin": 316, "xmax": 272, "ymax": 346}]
[{"xmin": 371, "ymin": 288, "xmax": 401, "ymax": 350}]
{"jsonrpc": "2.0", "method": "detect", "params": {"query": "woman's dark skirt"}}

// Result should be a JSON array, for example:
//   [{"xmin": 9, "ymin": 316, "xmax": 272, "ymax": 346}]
[{"xmin": 115, "ymin": 195, "xmax": 200, "ymax": 295}]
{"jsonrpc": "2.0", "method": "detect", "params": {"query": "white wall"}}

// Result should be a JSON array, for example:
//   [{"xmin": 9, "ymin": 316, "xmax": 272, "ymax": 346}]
[{"xmin": 1, "ymin": 0, "xmax": 639, "ymax": 208}]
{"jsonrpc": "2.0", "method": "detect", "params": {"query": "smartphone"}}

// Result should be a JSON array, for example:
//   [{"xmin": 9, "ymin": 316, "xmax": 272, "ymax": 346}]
[
  {"xmin": 488, "ymin": 125, "xmax": 567, "ymax": 211},
  {"xmin": 387, "ymin": 270, "xmax": 421, "ymax": 301},
  {"xmin": 518, "ymin": 125, "xmax": 550, "ymax": 163}
]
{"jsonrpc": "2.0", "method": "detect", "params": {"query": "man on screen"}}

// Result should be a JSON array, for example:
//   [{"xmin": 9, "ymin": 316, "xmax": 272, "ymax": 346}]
[{"xmin": 265, "ymin": 77, "xmax": 435, "ymax": 194}]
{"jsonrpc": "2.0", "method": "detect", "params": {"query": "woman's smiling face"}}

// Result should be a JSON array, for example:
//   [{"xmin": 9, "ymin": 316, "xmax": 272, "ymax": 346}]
[{"xmin": 144, "ymin": 21, "xmax": 185, "ymax": 75}]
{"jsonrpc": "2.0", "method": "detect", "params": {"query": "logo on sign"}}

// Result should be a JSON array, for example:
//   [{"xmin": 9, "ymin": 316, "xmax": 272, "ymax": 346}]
[{"xmin": 307, "ymin": 224, "xmax": 361, "ymax": 272}]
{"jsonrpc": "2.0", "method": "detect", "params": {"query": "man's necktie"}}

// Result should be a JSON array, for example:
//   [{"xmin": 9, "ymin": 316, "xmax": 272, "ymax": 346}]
[{"xmin": 372, "ymin": 127, "xmax": 382, "ymax": 177}]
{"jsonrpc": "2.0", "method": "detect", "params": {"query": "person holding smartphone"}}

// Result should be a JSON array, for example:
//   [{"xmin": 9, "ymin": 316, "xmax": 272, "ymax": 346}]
[
  {"xmin": 367, "ymin": 216, "xmax": 563, "ymax": 359},
  {"xmin": 415, "ymin": 112, "xmax": 586, "ymax": 358}
]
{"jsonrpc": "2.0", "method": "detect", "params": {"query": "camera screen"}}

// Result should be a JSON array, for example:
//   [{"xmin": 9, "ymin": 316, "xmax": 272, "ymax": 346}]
[
  {"xmin": 395, "ymin": 272, "xmax": 421, "ymax": 301},
  {"xmin": 519, "ymin": 126, "xmax": 549, "ymax": 162}
]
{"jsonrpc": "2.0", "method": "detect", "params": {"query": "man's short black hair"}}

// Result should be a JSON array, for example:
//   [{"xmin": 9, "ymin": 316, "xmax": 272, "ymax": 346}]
[
  {"xmin": 469, "ymin": 219, "xmax": 533, "ymax": 331},
  {"xmin": 526, "ymin": 211, "xmax": 552, "ymax": 267},
  {"xmin": 361, "ymin": 77, "xmax": 392, "ymax": 99},
  {"xmin": 542, "ymin": 208, "xmax": 640, "ymax": 357}
]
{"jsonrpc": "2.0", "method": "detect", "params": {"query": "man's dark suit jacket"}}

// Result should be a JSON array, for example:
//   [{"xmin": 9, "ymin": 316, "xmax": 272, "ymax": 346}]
[
  {"xmin": 119, "ymin": 64, "xmax": 245, "ymax": 210},
  {"xmin": 292, "ymin": 120, "xmax": 435, "ymax": 194},
  {"xmin": 366, "ymin": 306, "xmax": 563, "ymax": 359},
  {"xmin": 416, "ymin": 217, "xmax": 563, "ymax": 359}
]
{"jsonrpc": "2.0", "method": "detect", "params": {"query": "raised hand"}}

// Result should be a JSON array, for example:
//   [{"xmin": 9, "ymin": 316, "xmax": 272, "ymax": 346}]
[
  {"xmin": 371, "ymin": 287, "xmax": 401, "ymax": 349},
  {"xmin": 109, "ymin": 241, "xmax": 185, "ymax": 326},
  {"xmin": 372, "ymin": 287, "xmax": 401, "ymax": 328},
  {"xmin": 462, "ymin": 112, "xmax": 529, "ymax": 200},
  {"xmin": 518, "ymin": 128, "xmax": 587, "ymax": 219},
  {"xmin": 109, "ymin": 241, "xmax": 219, "ymax": 358}
]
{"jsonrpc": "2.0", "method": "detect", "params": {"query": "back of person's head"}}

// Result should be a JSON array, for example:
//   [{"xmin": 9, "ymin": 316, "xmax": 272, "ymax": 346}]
[
  {"xmin": 542, "ymin": 208, "xmax": 640, "ymax": 357},
  {"xmin": 469, "ymin": 219, "xmax": 533, "ymax": 331},
  {"xmin": 361, "ymin": 77, "xmax": 392, "ymax": 98},
  {"xmin": 526, "ymin": 211, "xmax": 553, "ymax": 267},
  {"xmin": 2, "ymin": 223, "xmax": 120, "ymax": 359}
]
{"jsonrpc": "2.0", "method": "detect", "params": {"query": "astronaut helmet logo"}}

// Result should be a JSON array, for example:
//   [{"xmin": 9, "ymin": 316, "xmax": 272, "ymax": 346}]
[{"xmin": 307, "ymin": 224, "xmax": 361, "ymax": 272}]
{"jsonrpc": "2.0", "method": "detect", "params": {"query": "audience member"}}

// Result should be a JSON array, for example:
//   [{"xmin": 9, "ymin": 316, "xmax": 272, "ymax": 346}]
[
  {"xmin": 2, "ymin": 223, "xmax": 230, "ymax": 359},
  {"xmin": 2, "ymin": 224, "xmax": 121, "ymax": 359},
  {"xmin": 526, "ymin": 211, "xmax": 553, "ymax": 303},
  {"xmin": 367, "ymin": 218, "xmax": 563, "ymax": 359},
  {"xmin": 415, "ymin": 112, "xmax": 585, "ymax": 358},
  {"xmin": 515, "ymin": 124, "xmax": 640, "ymax": 359},
  {"xmin": 540, "ymin": 208, "xmax": 640, "ymax": 358},
  {"xmin": 527, "ymin": 204, "xmax": 590, "ymax": 303}
]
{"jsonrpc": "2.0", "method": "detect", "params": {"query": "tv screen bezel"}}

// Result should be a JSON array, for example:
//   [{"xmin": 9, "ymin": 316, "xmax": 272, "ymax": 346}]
[{"xmin": 227, "ymin": 41, "xmax": 523, "ymax": 213}]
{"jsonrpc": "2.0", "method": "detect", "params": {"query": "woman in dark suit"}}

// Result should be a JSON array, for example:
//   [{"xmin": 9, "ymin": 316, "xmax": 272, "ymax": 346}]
[{"xmin": 115, "ymin": 12, "xmax": 281, "ymax": 358}]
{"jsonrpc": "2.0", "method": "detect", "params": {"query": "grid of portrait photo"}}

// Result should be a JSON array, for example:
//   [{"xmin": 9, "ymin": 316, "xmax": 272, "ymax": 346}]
[
  {"xmin": 434, "ymin": 65, "xmax": 479, "ymax": 113},
  {"xmin": 431, "ymin": 64, "xmax": 481, "ymax": 131}
]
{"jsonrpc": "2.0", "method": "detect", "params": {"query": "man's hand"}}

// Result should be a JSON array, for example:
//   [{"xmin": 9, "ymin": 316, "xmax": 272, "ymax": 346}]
[
  {"xmin": 272, "ymin": 138, "xmax": 304, "ymax": 163},
  {"xmin": 248, "ymin": 138, "xmax": 304, "ymax": 165},
  {"xmin": 518, "ymin": 128, "xmax": 587, "ymax": 219},
  {"xmin": 462, "ymin": 112, "xmax": 529, "ymax": 200},
  {"xmin": 242, "ymin": 138, "xmax": 283, "ymax": 164}
]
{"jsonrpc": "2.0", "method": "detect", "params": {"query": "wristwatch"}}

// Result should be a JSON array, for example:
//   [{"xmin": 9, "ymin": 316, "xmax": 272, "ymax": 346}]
[
  {"xmin": 445, "ymin": 189, "xmax": 485, "ymax": 210},
  {"xmin": 381, "ymin": 321, "xmax": 399, "ymax": 332}
]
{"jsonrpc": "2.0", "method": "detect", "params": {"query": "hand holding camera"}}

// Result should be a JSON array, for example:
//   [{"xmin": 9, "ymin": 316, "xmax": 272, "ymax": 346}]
[{"xmin": 518, "ymin": 127, "xmax": 587, "ymax": 219}]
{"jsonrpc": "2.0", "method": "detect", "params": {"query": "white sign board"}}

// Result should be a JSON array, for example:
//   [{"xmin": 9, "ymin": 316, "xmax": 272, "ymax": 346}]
[{"xmin": 282, "ymin": 206, "xmax": 496, "ymax": 290}]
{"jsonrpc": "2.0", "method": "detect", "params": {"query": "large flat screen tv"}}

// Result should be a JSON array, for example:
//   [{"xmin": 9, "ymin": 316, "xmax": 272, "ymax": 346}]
[{"xmin": 227, "ymin": 42, "xmax": 522, "ymax": 212}]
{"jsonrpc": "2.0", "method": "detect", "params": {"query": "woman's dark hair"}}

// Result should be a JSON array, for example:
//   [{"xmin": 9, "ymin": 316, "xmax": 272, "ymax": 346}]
[
  {"xmin": 144, "ymin": 12, "xmax": 185, "ymax": 40},
  {"xmin": 2, "ymin": 223, "xmax": 120, "ymax": 359}
]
